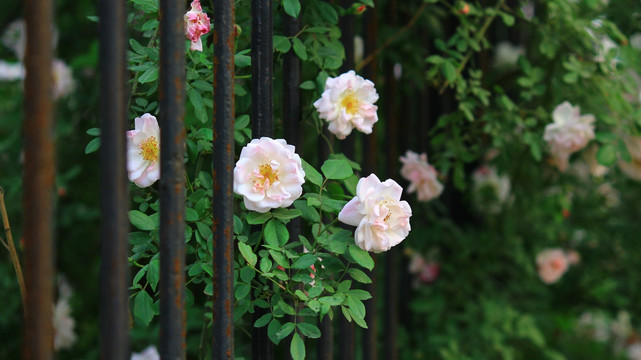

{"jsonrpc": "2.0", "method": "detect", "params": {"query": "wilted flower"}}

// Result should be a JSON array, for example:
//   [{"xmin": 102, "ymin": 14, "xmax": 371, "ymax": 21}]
[
  {"xmin": 619, "ymin": 135, "xmax": 641, "ymax": 181},
  {"xmin": 53, "ymin": 59, "xmax": 74, "ymax": 99},
  {"xmin": 492, "ymin": 41, "xmax": 525, "ymax": 68},
  {"xmin": 131, "ymin": 346, "xmax": 160, "ymax": 360},
  {"xmin": 543, "ymin": 101, "xmax": 595, "ymax": 172},
  {"xmin": 338, "ymin": 174, "xmax": 412, "ymax": 253},
  {"xmin": 399, "ymin": 150, "xmax": 443, "ymax": 202},
  {"xmin": 472, "ymin": 165, "xmax": 511, "ymax": 214},
  {"xmin": 536, "ymin": 248, "xmax": 569, "ymax": 284},
  {"xmin": 127, "ymin": 113, "xmax": 161, "ymax": 188},
  {"xmin": 233, "ymin": 137, "xmax": 305, "ymax": 213},
  {"xmin": 0, "ymin": 60, "xmax": 24, "ymax": 81},
  {"xmin": 314, "ymin": 70, "xmax": 379, "ymax": 140},
  {"xmin": 184, "ymin": 0, "xmax": 211, "ymax": 51}
]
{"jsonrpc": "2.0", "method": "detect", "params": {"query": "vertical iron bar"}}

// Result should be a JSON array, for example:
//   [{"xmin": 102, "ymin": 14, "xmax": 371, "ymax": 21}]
[
  {"xmin": 362, "ymin": 3, "xmax": 379, "ymax": 360},
  {"xmin": 98, "ymin": 0, "xmax": 130, "ymax": 358},
  {"xmin": 212, "ymin": 0, "xmax": 235, "ymax": 358},
  {"xmin": 251, "ymin": 0, "xmax": 273, "ymax": 138},
  {"xmin": 159, "ymin": 0, "xmax": 187, "ymax": 358},
  {"xmin": 252, "ymin": 1, "xmax": 274, "ymax": 359},
  {"xmin": 317, "ymin": 316, "xmax": 334, "ymax": 360},
  {"xmin": 23, "ymin": 0, "xmax": 54, "ymax": 358}
]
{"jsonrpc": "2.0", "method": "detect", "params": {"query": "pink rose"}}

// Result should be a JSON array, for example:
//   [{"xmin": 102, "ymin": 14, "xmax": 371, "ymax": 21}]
[
  {"xmin": 233, "ymin": 137, "xmax": 305, "ymax": 213},
  {"xmin": 339, "ymin": 174, "xmax": 412, "ymax": 253},
  {"xmin": 536, "ymin": 248, "xmax": 569, "ymax": 284},
  {"xmin": 408, "ymin": 253, "xmax": 439, "ymax": 285},
  {"xmin": 184, "ymin": 0, "xmax": 211, "ymax": 51},
  {"xmin": 543, "ymin": 101, "xmax": 595, "ymax": 172},
  {"xmin": 313, "ymin": 70, "xmax": 379, "ymax": 140},
  {"xmin": 399, "ymin": 150, "xmax": 443, "ymax": 202},
  {"xmin": 127, "ymin": 114, "xmax": 160, "ymax": 188}
]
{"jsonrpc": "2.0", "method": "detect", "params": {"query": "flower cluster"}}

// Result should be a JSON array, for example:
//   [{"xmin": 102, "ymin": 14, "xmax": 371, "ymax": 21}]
[
  {"xmin": 184, "ymin": 0, "xmax": 211, "ymax": 52},
  {"xmin": 543, "ymin": 101, "xmax": 595, "ymax": 172},
  {"xmin": 314, "ymin": 70, "xmax": 379, "ymax": 140},
  {"xmin": 338, "ymin": 174, "xmax": 412, "ymax": 253},
  {"xmin": 399, "ymin": 150, "xmax": 443, "ymax": 202}
]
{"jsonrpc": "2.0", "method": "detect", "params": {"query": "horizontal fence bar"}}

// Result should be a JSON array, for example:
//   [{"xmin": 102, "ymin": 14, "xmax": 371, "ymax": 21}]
[
  {"xmin": 23, "ymin": 0, "xmax": 55, "ymax": 358},
  {"xmin": 212, "ymin": 0, "xmax": 236, "ymax": 358},
  {"xmin": 159, "ymin": 0, "xmax": 187, "ymax": 358},
  {"xmin": 98, "ymin": 0, "xmax": 130, "ymax": 357}
]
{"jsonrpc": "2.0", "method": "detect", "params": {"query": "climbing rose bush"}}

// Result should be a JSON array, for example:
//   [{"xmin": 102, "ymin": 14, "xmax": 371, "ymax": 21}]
[
  {"xmin": 543, "ymin": 101, "xmax": 595, "ymax": 172},
  {"xmin": 126, "ymin": 113, "xmax": 160, "ymax": 188},
  {"xmin": 183, "ymin": 0, "xmax": 210, "ymax": 51},
  {"xmin": 338, "ymin": 174, "xmax": 412, "ymax": 253},
  {"xmin": 399, "ymin": 150, "xmax": 443, "ymax": 202},
  {"xmin": 536, "ymin": 248, "xmax": 570, "ymax": 284},
  {"xmin": 313, "ymin": 70, "xmax": 379, "ymax": 140},
  {"xmin": 233, "ymin": 137, "xmax": 305, "ymax": 213}
]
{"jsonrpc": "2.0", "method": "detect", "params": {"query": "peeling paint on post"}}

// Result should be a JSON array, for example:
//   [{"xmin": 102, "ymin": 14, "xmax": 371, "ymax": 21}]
[
  {"xmin": 159, "ymin": 0, "xmax": 187, "ymax": 358},
  {"xmin": 23, "ymin": 0, "xmax": 55, "ymax": 358},
  {"xmin": 212, "ymin": 0, "xmax": 236, "ymax": 358},
  {"xmin": 98, "ymin": 0, "xmax": 130, "ymax": 357}
]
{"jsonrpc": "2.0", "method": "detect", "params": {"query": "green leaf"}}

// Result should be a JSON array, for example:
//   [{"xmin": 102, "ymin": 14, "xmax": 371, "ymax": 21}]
[
  {"xmin": 291, "ymin": 37, "xmax": 308, "ymax": 61},
  {"xmin": 240, "ymin": 266, "xmax": 255, "ymax": 283},
  {"xmin": 134, "ymin": 291, "xmax": 155, "ymax": 326},
  {"xmin": 269, "ymin": 250, "xmax": 289, "ymax": 268},
  {"xmin": 273, "ymin": 35, "xmax": 291, "ymax": 53},
  {"xmin": 347, "ymin": 268, "xmax": 372, "ymax": 284},
  {"xmin": 272, "ymin": 208, "xmax": 302, "ymax": 220},
  {"xmin": 189, "ymin": 88, "xmax": 208, "ymax": 123},
  {"xmin": 442, "ymin": 60, "xmax": 457, "ymax": 82},
  {"xmin": 146, "ymin": 259, "xmax": 160, "ymax": 292},
  {"xmin": 283, "ymin": 0, "xmax": 301, "ymax": 18},
  {"xmin": 235, "ymin": 283, "xmax": 251, "ymax": 300},
  {"xmin": 84, "ymin": 137, "xmax": 101, "ymax": 154},
  {"xmin": 292, "ymin": 254, "xmax": 317, "ymax": 269},
  {"xmin": 254, "ymin": 313, "xmax": 272, "ymax": 328},
  {"xmin": 500, "ymin": 12, "xmax": 515, "ymax": 27},
  {"xmin": 86, "ymin": 128, "xmax": 101, "ymax": 136},
  {"xmin": 235, "ymin": 114, "xmax": 250, "ymax": 130},
  {"xmin": 347, "ymin": 296, "xmax": 365, "ymax": 320},
  {"xmin": 297, "ymin": 323, "xmax": 321, "ymax": 338},
  {"xmin": 268, "ymin": 319, "xmax": 282, "ymax": 344},
  {"xmin": 294, "ymin": 201, "xmax": 320, "ymax": 222},
  {"xmin": 247, "ymin": 212, "xmax": 272, "ymax": 224},
  {"xmin": 238, "ymin": 242, "xmax": 257, "ymax": 266},
  {"xmin": 348, "ymin": 245, "xmax": 374, "ymax": 270},
  {"xmin": 138, "ymin": 67, "xmax": 158, "ymax": 84},
  {"xmin": 295, "ymin": 290, "xmax": 309, "ymax": 301},
  {"xmin": 277, "ymin": 322, "xmax": 296, "ymax": 340},
  {"xmin": 321, "ymin": 159, "xmax": 353, "ymax": 180},
  {"xmin": 264, "ymin": 219, "xmax": 280, "ymax": 247},
  {"xmin": 290, "ymin": 332, "xmax": 305, "ymax": 360},
  {"xmin": 301, "ymin": 159, "xmax": 323, "ymax": 186},
  {"xmin": 299, "ymin": 80, "xmax": 316, "ymax": 90},
  {"xmin": 186, "ymin": 207, "xmax": 199, "ymax": 222},
  {"xmin": 128, "ymin": 210, "xmax": 157, "ymax": 231},
  {"xmin": 133, "ymin": 265, "xmax": 148, "ymax": 285},
  {"xmin": 597, "ymin": 144, "xmax": 617, "ymax": 166}
]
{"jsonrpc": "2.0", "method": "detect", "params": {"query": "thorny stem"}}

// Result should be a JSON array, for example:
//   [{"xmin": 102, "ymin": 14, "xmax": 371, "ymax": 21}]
[
  {"xmin": 355, "ymin": 2, "xmax": 428, "ymax": 72},
  {"xmin": 438, "ymin": 0, "xmax": 507, "ymax": 94},
  {"xmin": 0, "ymin": 187, "xmax": 26, "ymax": 313}
]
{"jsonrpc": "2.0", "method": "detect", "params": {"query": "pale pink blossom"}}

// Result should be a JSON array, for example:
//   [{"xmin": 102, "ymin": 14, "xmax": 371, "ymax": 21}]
[
  {"xmin": 399, "ymin": 150, "xmax": 443, "ymax": 202},
  {"xmin": 543, "ymin": 101, "xmax": 595, "ymax": 171},
  {"xmin": 52, "ymin": 59, "xmax": 74, "ymax": 100},
  {"xmin": 184, "ymin": 0, "xmax": 211, "ymax": 51},
  {"xmin": 131, "ymin": 346, "xmax": 160, "ymax": 360},
  {"xmin": 314, "ymin": 70, "xmax": 379, "ymax": 140},
  {"xmin": 127, "ymin": 114, "xmax": 160, "ymax": 188},
  {"xmin": 566, "ymin": 249, "xmax": 581, "ymax": 265},
  {"xmin": 408, "ymin": 253, "xmax": 439, "ymax": 286},
  {"xmin": 0, "ymin": 60, "xmax": 24, "ymax": 80},
  {"xmin": 619, "ymin": 135, "xmax": 641, "ymax": 181},
  {"xmin": 338, "ymin": 174, "xmax": 412, "ymax": 253},
  {"xmin": 536, "ymin": 248, "xmax": 569, "ymax": 284},
  {"xmin": 233, "ymin": 137, "xmax": 305, "ymax": 213},
  {"xmin": 472, "ymin": 165, "xmax": 511, "ymax": 214},
  {"xmin": 53, "ymin": 277, "xmax": 76, "ymax": 351}
]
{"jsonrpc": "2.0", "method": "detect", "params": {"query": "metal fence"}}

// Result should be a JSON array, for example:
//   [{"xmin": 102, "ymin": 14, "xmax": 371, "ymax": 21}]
[{"xmin": 20, "ymin": 0, "xmax": 424, "ymax": 358}]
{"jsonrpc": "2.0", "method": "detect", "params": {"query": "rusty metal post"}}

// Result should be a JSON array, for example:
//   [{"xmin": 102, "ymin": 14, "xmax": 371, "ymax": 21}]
[
  {"xmin": 251, "ymin": 0, "xmax": 274, "ymax": 359},
  {"xmin": 98, "ymin": 0, "xmax": 130, "ymax": 358},
  {"xmin": 23, "ymin": 0, "xmax": 55, "ymax": 358},
  {"xmin": 212, "ymin": 0, "xmax": 235, "ymax": 358},
  {"xmin": 159, "ymin": 0, "xmax": 187, "ymax": 358}
]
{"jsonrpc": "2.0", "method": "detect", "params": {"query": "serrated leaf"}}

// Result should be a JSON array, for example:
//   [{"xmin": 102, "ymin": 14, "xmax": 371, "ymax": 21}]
[
  {"xmin": 348, "ymin": 245, "xmax": 374, "ymax": 270},
  {"xmin": 290, "ymin": 332, "xmax": 305, "ymax": 360},
  {"xmin": 128, "ymin": 210, "xmax": 157, "ymax": 231},
  {"xmin": 321, "ymin": 159, "xmax": 353, "ymax": 180},
  {"xmin": 238, "ymin": 242, "xmax": 257, "ymax": 266}
]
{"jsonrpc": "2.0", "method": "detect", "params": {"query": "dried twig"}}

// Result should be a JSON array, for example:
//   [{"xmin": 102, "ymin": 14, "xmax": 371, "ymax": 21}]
[{"xmin": 0, "ymin": 186, "xmax": 26, "ymax": 313}]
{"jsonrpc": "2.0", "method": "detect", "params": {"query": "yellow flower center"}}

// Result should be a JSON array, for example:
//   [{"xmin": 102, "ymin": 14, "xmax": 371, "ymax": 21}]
[
  {"xmin": 139, "ymin": 136, "xmax": 159, "ymax": 162},
  {"xmin": 340, "ymin": 91, "xmax": 359, "ymax": 115},
  {"xmin": 258, "ymin": 163, "xmax": 279, "ymax": 184}
]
